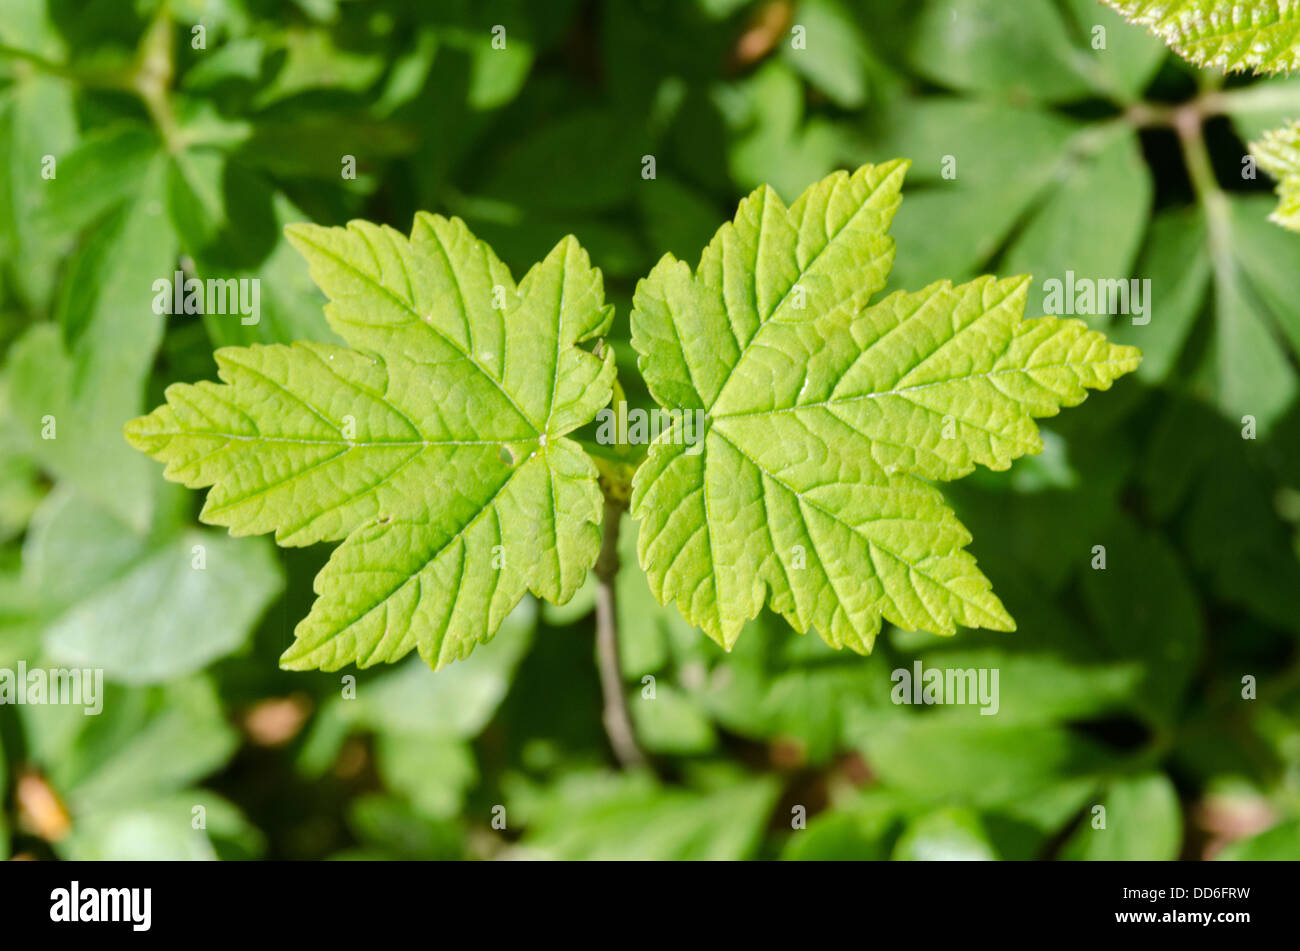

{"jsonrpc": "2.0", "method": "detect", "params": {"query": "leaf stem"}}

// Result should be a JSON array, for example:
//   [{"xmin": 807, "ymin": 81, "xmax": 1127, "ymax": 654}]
[
  {"xmin": 592, "ymin": 494, "xmax": 649, "ymax": 771},
  {"xmin": 133, "ymin": 9, "xmax": 181, "ymax": 152},
  {"xmin": 1173, "ymin": 102, "xmax": 1235, "ymax": 273},
  {"xmin": 0, "ymin": 43, "xmax": 133, "ymax": 91}
]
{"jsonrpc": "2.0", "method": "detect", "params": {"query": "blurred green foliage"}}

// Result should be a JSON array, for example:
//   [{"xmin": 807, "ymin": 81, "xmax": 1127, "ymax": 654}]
[{"xmin": 0, "ymin": 0, "xmax": 1298, "ymax": 860}]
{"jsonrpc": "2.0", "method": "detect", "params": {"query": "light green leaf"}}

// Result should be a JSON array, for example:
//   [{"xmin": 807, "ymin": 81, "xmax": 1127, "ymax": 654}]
[
  {"xmin": 780, "ymin": 0, "xmax": 877, "ymax": 109},
  {"xmin": 127, "ymin": 215, "xmax": 615, "ymax": 672},
  {"xmin": 58, "ymin": 792, "xmax": 262, "ymax": 861},
  {"xmin": 0, "ymin": 0, "xmax": 68, "ymax": 61},
  {"xmin": 893, "ymin": 805, "xmax": 997, "ymax": 860},
  {"xmin": 0, "ymin": 72, "xmax": 78, "ymax": 312},
  {"xmin": 0, "ymin": 373, "xmax": 44, "ymax": 543},
  {"xmin": 26, "ymin": 487, "xmax": 283, "ymax": 685},
  {"xmin": 717, "ymin": 60, "xmax": 848, "ymax": 198},
  {"xmin": 630, "ymin": 161, "xmax": 1141, "ymax": 651},
  {"xmin": 375, "ymin": 734, "xmax": 477, "ymax": 821},
  {"xmin": 6, "ymin": 150, "xmax": 176, "ymax": 531},
  {"xmin": 17, "ymin": 675, "xmax": 248, "ymax": 860},
  {"xmin": 1250, "ymin": 118, "xmax": 1300, "ymax": 231},
  {"xmin": 628, "ymin": 682, "xmax": 718, "ymax": 754},
  {"xmin": 512, "ymin": 772, "xmax": 780, "ymax": 860},
  {"xmin": 252, "ymin": 26, "xmax": 386, "ymax": 108},
  {"xmin": 613, "ymin": 510, "xmax": 700, "ymax": 678},
  {"xmin": 21, "ymin": 676, "xmax": 238, "ymax": 812},
  {"xmin": 1103, "ymin": 0, "xmax": 1300, "ymax": 72}
]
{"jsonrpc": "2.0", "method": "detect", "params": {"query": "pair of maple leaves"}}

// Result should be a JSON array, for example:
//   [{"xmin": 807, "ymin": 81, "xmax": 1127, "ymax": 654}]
[{"xmin": 126, "ymin": 161, "xmax": 1140, "ymax": 673}]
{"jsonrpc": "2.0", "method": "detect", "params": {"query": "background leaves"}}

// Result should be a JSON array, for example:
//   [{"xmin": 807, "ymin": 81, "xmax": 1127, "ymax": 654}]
[{"xmin": 0, "ymin": 0, "xmax": 1298, "ymax": 861}]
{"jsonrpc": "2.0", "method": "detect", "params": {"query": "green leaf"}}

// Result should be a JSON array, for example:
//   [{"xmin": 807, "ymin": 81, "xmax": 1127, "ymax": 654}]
[
  {"xmin": 865, "ymin": 98, "xmax": 1079, "ymax": 291},
  {"xmin": 21, "ymin": 676, "xmax": 238, "ymax": 812},
  {"xmin": 1081, "ymin": 517, "xmax": 1203, "ymax": 724},
  {"xmin": 475, "ymin": 111, "xmax": 647, "ymax": 214},
  {"xmin": 1060, "ymin": 772, "xmax": 1182, "ymax": 860},
  {"xmin": 1216, "ymin": 818, "xmax": 1300, "ymax": 860},
  {"xmin": 893, "ymin": 805, "xmax": 997, "ymax": 860},
  {"xmin": 1183, "ymin": 441, "xmax": 1300, "ymax": 635},
  {"xmin": 718, "ymin": 60, "xmax": 848, "ymax": 198},
  {"xmin": 18, "ymin": 675, "xmax": 247, "ymax": 860},
  {"xmin": 1250, "ymin": 119, "xmax": 1300, "ymax": 231},
  {"xmin": 1205, "ymin": 196, "xmax": 1300, "ymax": 431},
  {"xmin": 630, "ymin": 161, "xmax": 1140, "ymax": 651},
  {"xmin": 1104, "ymin": 207, "xmax": 1209, "ymax": 383},
  {"xmin": 340, "ymin": 794, "xmax": 464, "ymax": 860},
  {"xmin": 27, "ymin": 487, "xmax": 283, "ymax": 684},
  {"xmin": 6, "ymin": 149, "xmax": 177, "ymax": 531},
  {"xmin": 1060, "ymin": 0, "xmax": 1168, "ymax": 101},
  {"xmin": 1221, "ymin": 73, "xmax": 1300, "ymax": 143},
  {"xmin": 328, "ymin": 598, "xmax": 536, "ymax": 738},
  {"xmin": 375, "ymin": 734, "xmax": 477, "ymax": 821},
  {"xmin": 59, "ymin": 792, "xmax": 262, "ymax": 861},
  {"xmin": 698, "ymin": 612, "xmax": 896, "ymax": 762},
  {"xmin": 906, "ymin": 0, "xmax": 1098, "ymax": 103},
  {"xmin": 512, "ymin": 772, "xmax": 780, "ymax": 860},
  {"xmin": 1104, "ymin": 0, "xmax": 1300, "ymax": 72},
  {"xmin": 781, "ymin": 0, "xmax": 879, "ymax": 109},
  {"xmin": 165, "ymin": 146, "xmax": 338, "ymax": 347},
  {"xmin": 781, "ymin": 789, "xmax": 903, "ymax": 860},
  {"xmin": 0, "ymin": 72, "xmax": 78, "ymax": 312},
  {"xmin": 846, "ymin": 714, "xmax": 1116, "ymax": 807},
  {"xmin": 628, "ymin": 682, "xmax": 718, "ymax": 755},
  {"xmin": 126, "ymin": 215, "xmax": 615, "ymax": 672},
  {"xmin": 1001, "ymin": 128, "xmax": 1152, "ymax": 320},
  {"xmin": 0, "ymin": 374, "xmax": 44, "ymax": 543}
]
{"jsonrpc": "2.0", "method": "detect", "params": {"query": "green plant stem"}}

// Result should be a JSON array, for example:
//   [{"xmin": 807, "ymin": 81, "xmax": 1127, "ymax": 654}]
[
  {"xmin": 0, "ymin": 11, "xmax": 180, "ymax": 151},
  {"xmin": 133, "ymin": 9, "xmax": 180, "ymax": 151},
  {"xmin": 1173, "ymin": 102, "xmax": 1236, "ymax": 295},
  {"xmin": 592, "ymin": 495, "xmax": 648, "ymax": 771},
  {"xmin": 0, "ymin": 44, "xmax": 133, "ymax": 91}
]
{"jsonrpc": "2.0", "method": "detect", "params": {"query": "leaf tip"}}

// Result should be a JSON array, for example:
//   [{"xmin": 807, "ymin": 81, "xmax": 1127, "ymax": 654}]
[{"xmin": 278, "ymin": 639, "xmax": 324, "ymax": 672}]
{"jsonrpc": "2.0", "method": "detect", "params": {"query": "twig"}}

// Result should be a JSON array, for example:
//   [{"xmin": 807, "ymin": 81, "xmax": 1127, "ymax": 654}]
[{"xmin": 593, "ymin": 496, "xmax": 649, "ymax": 770}]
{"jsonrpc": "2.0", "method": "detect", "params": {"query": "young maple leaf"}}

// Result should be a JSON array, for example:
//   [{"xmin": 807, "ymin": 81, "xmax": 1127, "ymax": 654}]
[
  {"xmin": 1251, "ymin": 119, "xmax": 1300, "ymax": 232},
  {"xmin": 1103, "ymin": 0, "xmax": 1300, "ymax": 73},
  {"xmin": 1107, "ymin": 3, "xmax": 1300, "ymax": 234},
  {"xmin": 630, "ymin": 160, "xmax": 1141, "ymax": 652},
  {"xmin": 126, "ymin": 214, "xmax": 614, "ymax": 670}
]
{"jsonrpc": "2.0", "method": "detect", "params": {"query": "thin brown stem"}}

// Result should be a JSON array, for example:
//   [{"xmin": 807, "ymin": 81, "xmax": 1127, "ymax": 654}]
[{"xmin": 593, "ymin": 496, "xmax": 648, "ymax": 770}]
